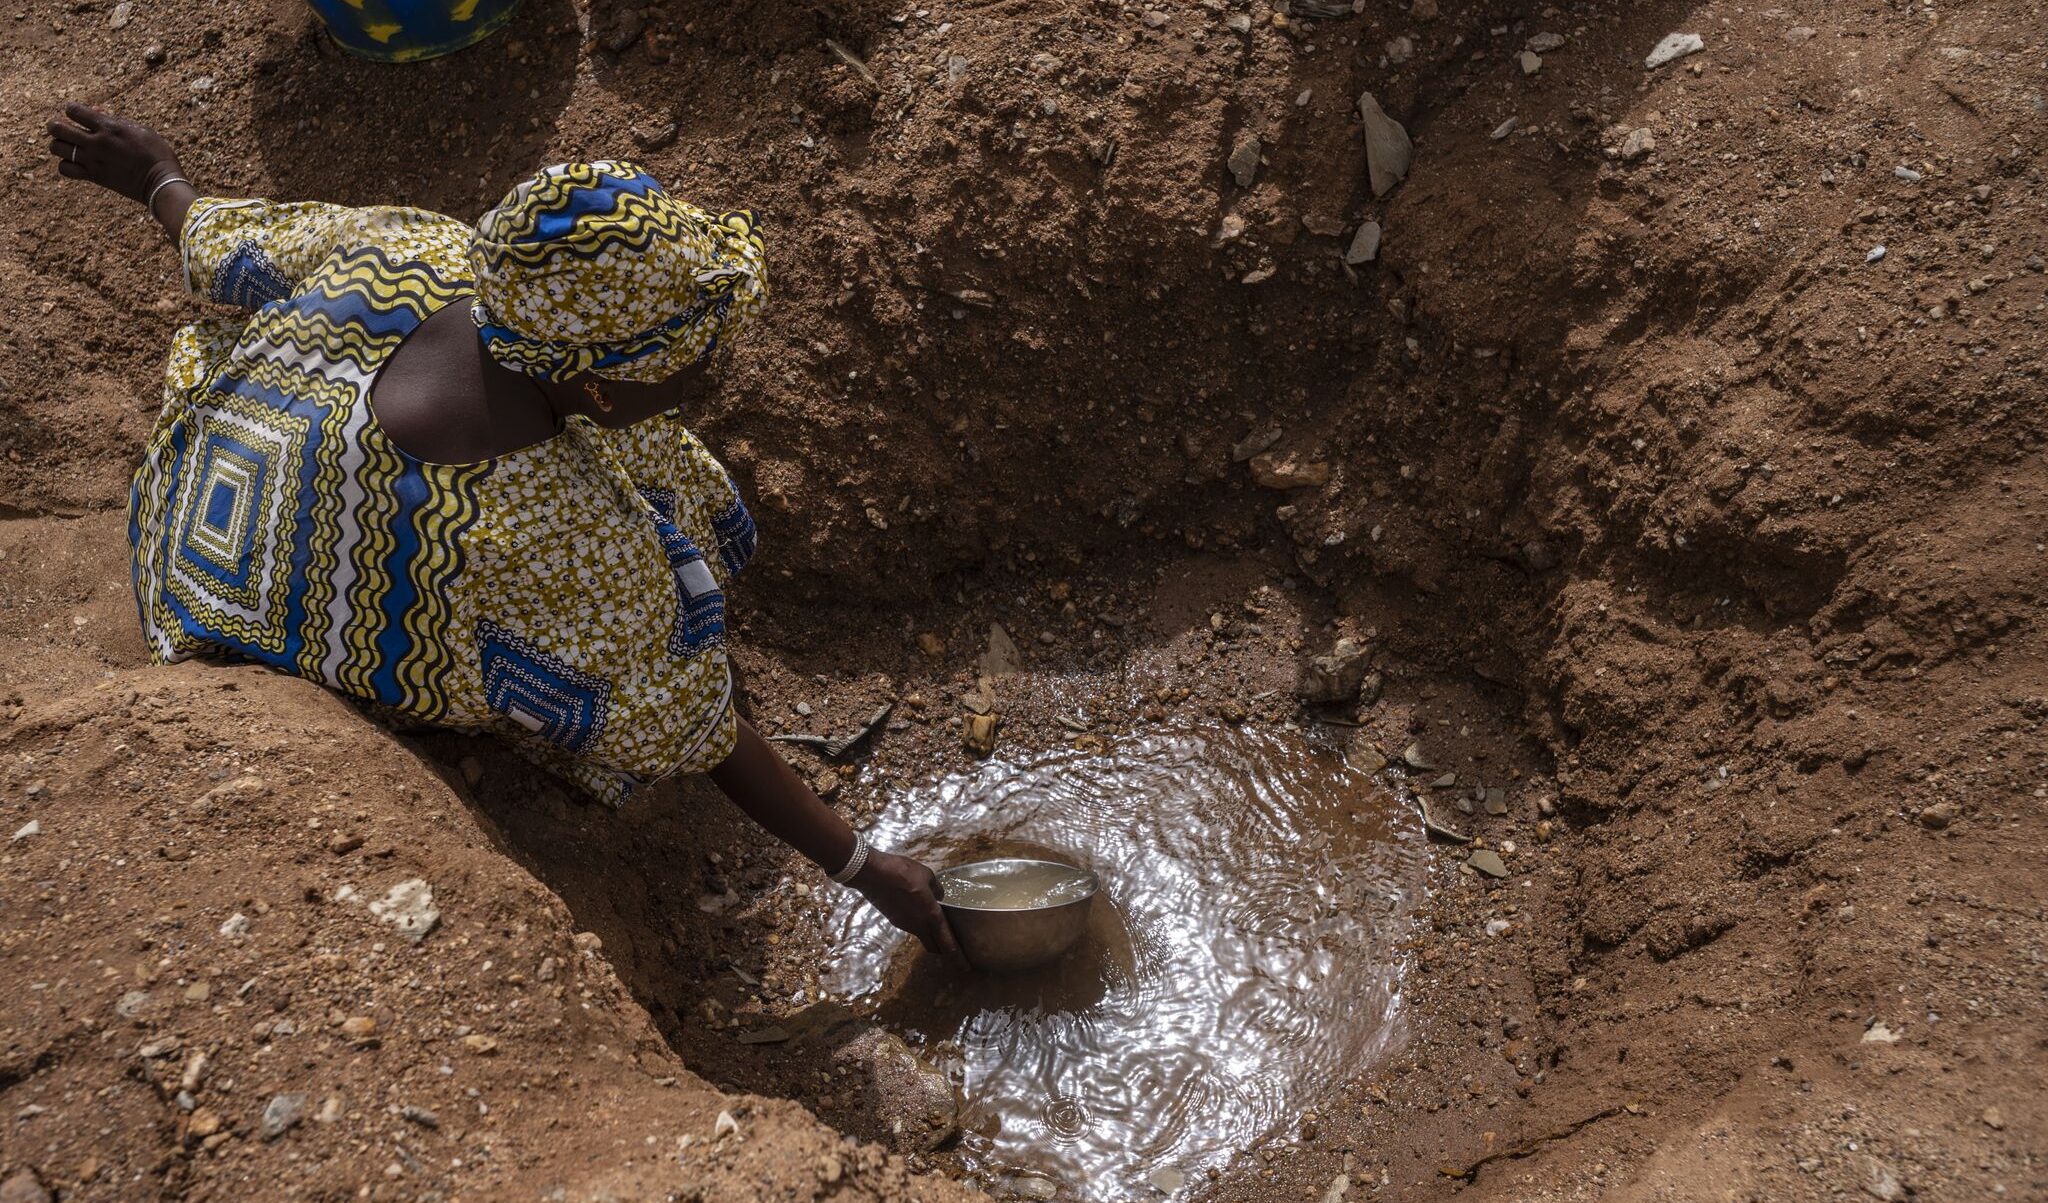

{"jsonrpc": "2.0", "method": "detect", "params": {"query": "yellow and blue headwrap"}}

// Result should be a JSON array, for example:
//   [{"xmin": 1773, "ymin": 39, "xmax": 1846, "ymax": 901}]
[{"xmin": 469, "ymin": 161, "xmax": 767, "ymax": 383}]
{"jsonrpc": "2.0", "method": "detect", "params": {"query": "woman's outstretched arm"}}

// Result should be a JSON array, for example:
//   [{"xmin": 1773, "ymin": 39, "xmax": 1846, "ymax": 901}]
[
  {"xmin": 47, "ymin": 103, "xmax": 194, "ymax": 245},
  {"xmin": 709, "ymin": 716, "xmax": 964, "ymax": 961}
]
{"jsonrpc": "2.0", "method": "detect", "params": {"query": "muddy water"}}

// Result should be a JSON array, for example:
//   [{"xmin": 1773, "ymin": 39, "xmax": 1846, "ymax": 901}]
[{"xmin": 824, "ymin": 726, "xmax": 1424, "ymax": 1199}]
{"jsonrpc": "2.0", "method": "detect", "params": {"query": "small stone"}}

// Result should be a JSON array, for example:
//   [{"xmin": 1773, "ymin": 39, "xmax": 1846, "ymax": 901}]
[
  {"xmin": 818, "ymin": 1155, "xmax": 844, "ymax": 1183},
  {"xmin": 116, "ymin": 990, "xmax": 153, "ymax": 1020},
  {"xmin": 1517, "ymin": 50, "xmax": 1541, "ymax": 74},
  {"xmin": 10, "ymin": 820, "xmax": 38, "ymax": 842},
  {"xmin": 714, "ymin": 1110, "xmax": 741, "ymax": 1140},
  {"xmin": 632, "ymin": 121, "xmax": 679, "ymax": 150},
  {"xmin": 1620, "ymin": 128, "xmax": 1656, "ymax": 161},
  {"xmin": 1485, "ymin": 918, "xmax": 1512, "ymax": 936},
  {"xmin": 218, "ymin": 912, "xmax": 249, "ymax": 937},
  {"xmin": 963, "ymin": 712, "xmax": 999, "ymax": 757},
  {"xmin": 1249, "ymin": 452, "xmax": 1331, "ymax": 489},
  {"xmin": 399, "ymin": 1105, "xmax": 438, "ymax": 1129},
  {"xmin": 1358, "ymin": 671, "xmax": 1384, "ymax": 707},
  {"xmin": 188, "ymin": 75, "xmax": 216, "ymax": 93},
  {"xmin": 979, "ymin": 623, "xmax": 1024, "ymax": 675},
  {"xmin": 1859, "ymin": 1157, "xmax": 1906, "ymax": 1202},
  {"xmin": 1785, "ymin": 25, "xmax": 1816, "ymax": 42},
  {"xmin": 1012, "ymin": 1177, "xmax": 1058, "ymax": 1199},
  {"xmin": 1357, "ymin": 92, "xmax": 1413, "ymax": 197},
  {"xmin": 462, "ymin": 1034, "xmax": 499, "ymax": 1055},
  {"xmin": 261, "ymin": 1093, "xmax": 308, "ymax": 1140},
  {"xmin": 1411, "ymin": 0, "xmax": 1437, "ymax": 17},
  {"xmin": 1225, "ymin": 12, "xmax": 1251, "ymax": 31},
  {"xmin": 1866, "ymin": 245, "xmax": 1887, "ymax": 264},
  {"xmin": 183, "ymin": 981, "xmax": 211, "ymax": 1002},
  {"xmin": 1525, "ymin": 32, "xmax": 1565, "ymax": 52},
  {"xmin": 1344, "ymin": 221, "xmax": 1381, "ymax": 265},
  {"xmin": 1643, "ymin": 32, "xmax": 1704, "ymax": 69},
  {"xmin": 1141, "ymin": 9, "xmax": 1169, "ymax": 27},
  {"xmin": 812, "ymin": 770, "xmax": 841, "ymax": 798},
  {"xmin": 108, "ymin": 1, "xmax": 132, "ymax": 27},
  {"xmin": 1241, "ymin": 265, "xmax": 1277, "ymax": 285},
  {"xmin": 1227, "ymin": 134, "xmax": 1262, "ymax": 188},
  {"xmin": 1385, "ymin": 35, "xmax": 1412, "ymax": 63},
  {"xmin": 1148, "ymin": 1165, "xmax": 1186, "ymax": 1194},
  {"xmin": 1861, "ymin": 1021, "xmax": 1902, "ymax": 1044},
  {"xmin": 1918, "ymin": 801, "xmax": 1959, "ymax": 829},
  {"xmin": 1490, "ymin": 117, "xmax": 1519, "ymax": 140},
  {"xmin": 1468, "ymin": 850, "xmax": 1509, "ymax": 878},
  {"xmin": 340, "ymin": 1016, "xmax": 378, "ymax": 1041},
  {"xmin": 1893, "ymin": 165, "xmax": 1923, "ymax": 182},
  {"xmin": 458, "ymin": 756, "xmax": 484, "ymax": 786},
  {"xmin": 328, "ymin": 833, "xmax": 364, "ymax": 855},
  {"xmin": 143, "ymin": 42, "xmax": 165, "ymax": 65},
  {"xmin": 1300, "ymin": 637, "xmax": 1371, "ymax": 704},
  {"xmin": 1401, "ymin": 742, "xmax": 1434, "ymax": 770},
  {"xmin": 315, "ymin": 1096, "xmax": 345, "ymax": 1123},
  {"xmin": 602, "ymin": 8, "xmax": 645, "ymax": 52},
  {"xmin": 367, "ymin": 878, "xmax": 439, "ymax": 944},
  {"xmin": 186, "ymin": 1108, "xmax": 222, "ymax": 1138}
]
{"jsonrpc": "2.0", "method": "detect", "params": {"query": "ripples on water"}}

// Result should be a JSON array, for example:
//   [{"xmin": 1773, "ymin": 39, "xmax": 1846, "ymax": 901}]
[{"xmin": 823, "ymin": 727, "xmax": 1424, "ymax": 1199}]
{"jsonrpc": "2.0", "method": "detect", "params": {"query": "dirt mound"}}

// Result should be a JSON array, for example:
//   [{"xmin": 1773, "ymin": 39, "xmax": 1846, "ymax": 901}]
[{"xmin": 3, "ymin": 0, "xmax": 2044, "ymax": 1199}]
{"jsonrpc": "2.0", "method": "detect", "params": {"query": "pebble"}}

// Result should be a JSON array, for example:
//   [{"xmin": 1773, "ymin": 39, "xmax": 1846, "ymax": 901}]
[
  {"xmin": 1401, "ymin": 742, "xmax": 1434, "ymax": 770},
  {"xmin": 1385, "ymin": 36, "xmax": 1411, "ymax": 63},
  {"xmin": 1356, "ymin": 92, "xmax": 1413, "ymax": 196},
  {"xmin": 1468, "ymin": 850, "xmax": 1508, "ymax": 878},
  {"xmin": 1525, "ymin": 32, "xmax": 1565, "ymax": 52},
  {"xmin": 1644, "ymin": 32, "xmax": 1704, "ymax": 69},
  {"xmin": 143, "ymin": 42, "xmax": 165, "ymax": 65},
  {"xmin": 1250, "ymin": 452, "xmax": 1332, "ymax": 490},
  {"xmin": 1490, "ymin": 117, "xmax": 1519, "ymax": 140},
  {"xmin": 462, "ymin": 1034, "xmax": 500, "ymax": 1055},
  {"xmin": 632, "ymin": 121, "xmax": 679, "ymax": 150},
  {"xmin": 1785, "ymin": 25, "xmax": 1817, "ymax": 42},
  {"xmin": 108, "ymin": 1, "xmax": 131, "ymax": 27},
  {"xmin": 1141, "ymin": 9, "xmax": 1169, "ymax": 27},
  {"xmin": 340, "ymin": 1016, "xmax": 378, "ymax": 1041},
  {"xmin": 1299, "ymin": 637, "xmax": 1371, "ymax": 702},
  {"xmin": 1918, "ymin": 801, "xmax": 1958, "ymax": 829},
  {"xmin": 10, "ymin": 820, "xmax": 37, "ymax": 842},
  {"xmin": 399, "ymin": 1105, "xmax": 439, "ymax": 1129},
  {"xmin": 1225, "ymin": 12, "xmax": 1251, "ymax": 32},
  {"xmin": 261, "ymin": 1093, "xmax": 308, "ymax": 1140},
  {"xmin": 1343, "ymin": 221, "xmax": 1381, "ymax": 265},
  {"xmin": 1893, "ymin": 165, "xmax": 1923, "ymax": 182},
  {"xmin": 1621, "ymin": 128, "xmax": 1657, "ymax": 161},
  {"xmin": 368, "ymin": 878, "xmax": 440, "ymax": 944},
  {"xmin": 1517, "ymin": 50, "xmax": 1541, "ymax": 75},
  {"xmin": 0, "ymin": 1170, "xmax": 51, "ymax": 1203},
  {"xmin": 116, "ymin": 990, "xmax": 153, "ymax": 1020},
  {"xmin": 1227, "ymin": 134, "xmax": 1262, "ymax": 188},
  {"xmin": 1866, "ymin": 245, "xmax": 1887, "ymax": 263},
  {"xmin": 1859, "ymin": 1157, "xmax": 1906, "ymax": 1202},
  {"xmin": 1149, "ymin": 1165, "xmax": 1186, "ymax": 1193},
  {"xmin": 189, "ymin": 75, "xmax": 216, "ymax": 93},
  {"xmin": 1981, "ymin": 1105, "xmax": 2005, "ymax": 1129}
]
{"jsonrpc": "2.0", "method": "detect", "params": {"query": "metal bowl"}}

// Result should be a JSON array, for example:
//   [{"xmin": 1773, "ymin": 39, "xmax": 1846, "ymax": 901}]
[{"xmin": 938, "ymin": 858, "xmax": 1099, "ymax": 973}]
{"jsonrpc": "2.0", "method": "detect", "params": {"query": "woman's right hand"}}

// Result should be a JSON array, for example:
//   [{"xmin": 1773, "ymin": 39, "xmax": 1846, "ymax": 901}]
[
  {"xmin": 47, "ymin": 103, "xmax": 183, "ymax": 205},
  {"xmin": 852, "ymin": 850, "xmax": 966, "ymax": 963}
]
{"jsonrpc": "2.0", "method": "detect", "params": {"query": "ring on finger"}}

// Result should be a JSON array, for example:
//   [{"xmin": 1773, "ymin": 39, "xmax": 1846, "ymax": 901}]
[{"xmin": 68, "ymin": 144, "xmax": 77, "ymax": 162}]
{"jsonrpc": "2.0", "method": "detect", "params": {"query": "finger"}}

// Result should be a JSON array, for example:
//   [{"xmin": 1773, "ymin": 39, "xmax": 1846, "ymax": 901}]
[
  {"xmin": 46, "ymin": 118, "xmax": 85, "ymax": 143},
  {"xmin": 57, "ymin": 160, "xmax": 88, "ymax": 179},
  {"xmin": 64, "ymin": 102, "xmax": 105, "ymax": 131},
  {"xmin": 929, "ymin": 903, "xmax": 966, "ymax": 963}
]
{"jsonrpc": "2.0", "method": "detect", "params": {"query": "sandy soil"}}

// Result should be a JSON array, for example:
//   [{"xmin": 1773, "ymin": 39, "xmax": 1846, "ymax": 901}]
[{"xmin": 3, "ymin": 0, "xmax": 2045, "ymax": 1199}]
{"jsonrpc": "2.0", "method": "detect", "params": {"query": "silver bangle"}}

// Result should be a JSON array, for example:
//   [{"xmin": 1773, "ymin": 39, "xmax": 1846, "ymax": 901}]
[
  {"xmin": 145, "ymin": 175, "xmax": 190, "ymax": 216},
  {"xmin": 829, "ymin": 833, "xmax": 870, "ymax": 884}
]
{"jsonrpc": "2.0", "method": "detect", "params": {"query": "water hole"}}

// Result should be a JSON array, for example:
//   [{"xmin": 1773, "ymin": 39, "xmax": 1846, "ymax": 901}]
[{"xmin": 824, "ymin": 726, "xmax": 1427, "ymax": 1199}]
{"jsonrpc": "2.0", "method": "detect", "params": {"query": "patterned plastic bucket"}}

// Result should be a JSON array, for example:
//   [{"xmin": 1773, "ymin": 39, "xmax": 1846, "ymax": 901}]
[{"xmin": 302, "ymin": 0, "xmax": 524, "ymax": 63}]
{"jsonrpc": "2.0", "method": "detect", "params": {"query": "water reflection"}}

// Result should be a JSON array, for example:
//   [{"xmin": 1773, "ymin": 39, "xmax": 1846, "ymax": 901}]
[{"xmin": 824, "ymin": 727, "xmax": 1424, "ymax": 1199}]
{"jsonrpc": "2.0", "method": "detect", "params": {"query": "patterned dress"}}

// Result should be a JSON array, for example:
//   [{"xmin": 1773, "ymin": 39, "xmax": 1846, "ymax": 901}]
[{"xmin": 132, "ymin": 197, "xmax": 756, "ymax": 804}]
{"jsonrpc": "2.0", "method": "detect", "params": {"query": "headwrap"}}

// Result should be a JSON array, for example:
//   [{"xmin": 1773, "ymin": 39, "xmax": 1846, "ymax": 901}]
[{"xmin": 468, "ymin": 161, "xmax": 767, "ymax": 383}]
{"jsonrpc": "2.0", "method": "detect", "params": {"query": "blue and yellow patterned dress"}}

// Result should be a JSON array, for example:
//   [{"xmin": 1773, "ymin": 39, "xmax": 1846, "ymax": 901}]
[{"xmin": 132, "ymin": 196, "xmax": 755, "ymax": 803}]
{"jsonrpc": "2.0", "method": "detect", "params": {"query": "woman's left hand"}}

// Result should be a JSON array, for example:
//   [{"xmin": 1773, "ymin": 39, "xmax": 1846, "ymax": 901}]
[
  {"xmin": 47, "ymin": 103, "xmax": 183, "ymax": 203},
  {"xmin": 852, "ymin": 850, "xmax": 966, "ymax": 963}
]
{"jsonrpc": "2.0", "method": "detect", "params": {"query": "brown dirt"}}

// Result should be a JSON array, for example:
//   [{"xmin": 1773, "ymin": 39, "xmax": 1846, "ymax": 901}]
[{"xmin": 3, "ymin": 0, "xmax": 2045, "ymax": 1199}]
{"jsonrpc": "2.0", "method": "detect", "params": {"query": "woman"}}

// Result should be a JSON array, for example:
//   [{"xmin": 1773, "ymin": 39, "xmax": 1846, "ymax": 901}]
[{"xmin": 46, "ymin": 103, "xmax": 960, "ymax": 959}]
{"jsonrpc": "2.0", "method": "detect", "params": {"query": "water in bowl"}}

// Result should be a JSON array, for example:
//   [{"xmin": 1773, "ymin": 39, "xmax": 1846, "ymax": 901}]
[
  {"xmin": 823, "ymin": 725, "xmax": 1424, "ymax": 1200},
  {"xmin": 941, "ymin": 859, "xmax": 1095, "ymax": 910}
]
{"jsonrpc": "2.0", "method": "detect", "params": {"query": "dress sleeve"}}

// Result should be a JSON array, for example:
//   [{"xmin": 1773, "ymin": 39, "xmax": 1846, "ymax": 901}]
[{"xmin": 178, "ymin": 197, "xmax": 363, "ymax": 310}]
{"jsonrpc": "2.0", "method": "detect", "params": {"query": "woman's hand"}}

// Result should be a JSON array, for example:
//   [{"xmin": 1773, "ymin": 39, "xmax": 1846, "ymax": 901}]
[
  {"xmin": 853, "ymin": 850, "xmax": 965, "ymax": 963},
  {"xmin": 47, "ymin": 103, "xmax": 183, "ymax": 205}
]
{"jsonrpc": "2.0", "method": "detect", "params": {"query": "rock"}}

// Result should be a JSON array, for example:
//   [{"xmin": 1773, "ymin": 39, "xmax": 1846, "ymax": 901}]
[
  {"xmin": 1526, "ymin": 32, "xmax": 1565, "ymax": 52},
  {"xmin": 602, "ymin": 7, "xmax": 645, "ymax": 53},
  {"xmin": 963, "ymin": 712, "xmax": 999, "ymax": 757},
  {"xmin": 143, "ymin": 42, "xmax": 165, "ymax": 65},
  {"xmin": 831, "ymin": 1026, "xmax": 962, "ymax": 1152},
  {"xmin": 116, "ymin": 990, "xmax": 153, "ymax": 1020},
  {"xmin": 1344, "ymin": 221, "xmax": 1381, "ymax": 265},
  {"xmin": 1468, "ymin": 850, "xmax": 1509, "ymax": 878},
  {"xmin": 1485, "ymin": 918, "xmax": 1512, "ymax": 936},
  {"xmin": 1517, "ymin": 50, "xmax": 1542, "ymax": 74},
  {"xmin": 1299, "ymin": 638, "xmax": 1371, "ymax": 704},
  {"xmin": 261, "ymin": 1093, "xmax": 308, "ymax": 1140},
  {"xmin": 1785, "ymin": 25, "xmax": 1816, "ymax": 42},
  {"xmin": 632, "ymin": 121, "xmax": 679, "ymax": 150},
  {"xmin": 1490, "ymin": 117, "xmax": 1519, "ymax": 140},
  {"xmin": 1859, "ymin": 1157, "xmax": 1906, "ymax": 1202},
  {"xmin": 1348, "ymin": 737, "xmax": 1388, "ymax": 773},
  {"xmin": 1141, "ymin": 9, "xmax": 1169, "ymax": 27},
  {"xmin": 218, "ymin": 912, "xmax": 249, "ymax": 937},
  {"xmin": 1321, "ymin": 1172, "xmax": 1351, "ymax": 1203},
  {"xmin": 1356, "ymin": 92, "xmax": 1412, "ymax": 197},
  {"xmin": 1866, "ymin": 245, "xmax": 1887, "ymax": 264},
  {"xmin": 108, "ymin": 0, "xmax": 132, "ymax": 27},
  {"xmin": 1249, "ymin": 452, "xmax": 1331, "ymax": 489},
  {"xmin": 183, "ymin": 981, "xmax": 210, "ymax": 1002},
  {"xmin": 188, "ymin": 75, "xmax": 216, "ymax": 94},
  {"xmin": 1484, "ymin": 788, "xmax": 1508, "ymax": 815},
  {"xmin": 1918, "ymin": 801, "xmax": 1959, "ymax": 829},
  {"xmin": 1010, "ymin": 1176, "xmax": 1058, "ymax": 1199},
  {"xmin": 1227, "ymin": 134, "xmax": 1262, "ymax": 188},
  {"xmin": 1225, "ymin": 12, "xmax": 1251, "ymax": 32},
  {"xmin": 462, "ymin": 1034, "xmax": 500, "ymax": 1055},
  {"xmin": 1231, "ymin": 428, "xmax": 1283, "ymax": 461},
  {"xmin": 1241, "ymin": 265, "xmax": 1276, "ymax": 285},
  {"xmin": 1410, "ymin": 0, "xmax": 1436, "ymax": 17},
  {"xmin": 10, "ymin": 820, "xmax": 37, "ymax": 842},
  {"xmin": 1401, "ymin": 742, "xmax": 1434, "ymax": 770},
  {"xmin": 1862, "ymin": 1021, "xmax": 1902, "ymax": 1044},
  {"xmin": 368, "ymin": 878, "xmax": 440, "ymax": 944},
  {"xmin": 1981, "ymin": 1105, "xmax": 2006, "ymax": 1129},
  {"xmin": 340, "ymin": 1016, "xmax": 378, "ymax": 1041},
  {"xmin": 0, "ymin": 1171, "xmax": 50, "ymax": 1203},
  {"xmin": 1358, "ymin": 671, "xmax": 1384, "ymax": 706},
  {"xmin": 399, "ymin": 1105, "xmax": 438, "ymax": 1129},
  {"xmin": 1644, "ymin": 32, "xmax": 1704, "ymax": 69},
  {"xmin": 1621, "ymin": 128, "xmax": 1657, "ymax": 161},
  {"xmin": 1149, "ymin": 1165, "xmax": 1186, "ymax": 1193},
  {"xmin": 979, "ymin": 623, "xmax": 1023, "ymax": 675},
  {"xmin": 328, "ymin": 833, "xmax": 364, "ymax": 855},
  {"xmin": 1385, "ymin": 36, "xmax": 1412, "ymax": 63}
]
